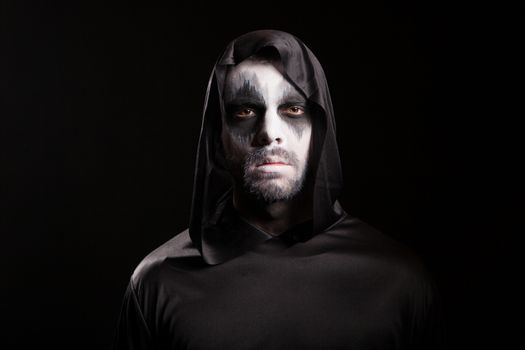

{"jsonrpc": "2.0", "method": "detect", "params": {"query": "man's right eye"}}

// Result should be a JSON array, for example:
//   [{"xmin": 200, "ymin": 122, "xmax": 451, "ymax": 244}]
[{"xmin": 234, "ymin": 108, "xmax": 256, "ymax": 118}]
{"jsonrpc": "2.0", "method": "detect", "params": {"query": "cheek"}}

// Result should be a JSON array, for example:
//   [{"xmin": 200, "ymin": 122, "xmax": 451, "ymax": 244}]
[
  {"xmin": 284, "ymin": 123, "xmax": 312, "ymax": 161},
  {"xmin": 222, "ymin": 127, "xmax": 253, "ymax": 160}
]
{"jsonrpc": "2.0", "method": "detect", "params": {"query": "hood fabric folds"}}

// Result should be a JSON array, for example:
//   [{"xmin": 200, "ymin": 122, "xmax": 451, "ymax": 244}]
[{"xmin": 189, "ymin": 30, "xmax": 346, "ymax": 265}]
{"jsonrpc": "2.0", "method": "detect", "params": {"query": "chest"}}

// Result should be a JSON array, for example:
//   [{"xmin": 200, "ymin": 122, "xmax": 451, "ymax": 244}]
[{"xmin": 158, "ymin": 253, "xmax": 406, "ymax": 349}]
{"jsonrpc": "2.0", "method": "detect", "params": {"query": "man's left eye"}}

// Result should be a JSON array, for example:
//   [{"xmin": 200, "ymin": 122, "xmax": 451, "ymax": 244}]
[{"xmin": 284, "ymin": 106, "xmax": 305, "ymax": 116}]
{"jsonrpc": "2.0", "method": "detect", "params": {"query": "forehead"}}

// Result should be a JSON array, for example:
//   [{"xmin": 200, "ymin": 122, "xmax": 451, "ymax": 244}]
[{"xmin": 224, "ymin": 60, "xmax": 301, "ymax": 99}]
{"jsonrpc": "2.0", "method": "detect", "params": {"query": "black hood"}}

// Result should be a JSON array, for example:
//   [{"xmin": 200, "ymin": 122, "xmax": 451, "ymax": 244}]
[{"xmin": 189, "ymin": 29, "xmax": 346, "ymax": 265}]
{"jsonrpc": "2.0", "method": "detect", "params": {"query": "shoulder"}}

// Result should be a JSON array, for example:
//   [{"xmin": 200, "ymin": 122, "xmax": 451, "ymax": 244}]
[
  {"xmin": 330, "ymin": 214, "xmax": 435, "ymax": 284},
  {"xmin": 329, "ymin": 214, "xmax": 411, "ymax": 254},
  {"xmin": 332, "ymin": 217, "xmax": 446, "ymax": 344},
  {"xmin": 130, "ymin": 229, "xmax": 202, "ymax": 289}
]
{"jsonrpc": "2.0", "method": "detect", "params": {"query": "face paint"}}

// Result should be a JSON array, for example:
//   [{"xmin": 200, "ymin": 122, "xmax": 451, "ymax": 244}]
[{"xmin": 221, "ymin": 59, "xmax": 313, "ymax": 203}]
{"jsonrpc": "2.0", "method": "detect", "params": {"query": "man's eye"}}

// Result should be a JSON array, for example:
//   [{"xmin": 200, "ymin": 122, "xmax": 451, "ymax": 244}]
[
  {"xmin": 235, "ymin": 108, "xmax": 256, "ymax": 118},
  {"xmin": 284, "ymin": 106, "xmax": 305, "ymax": 116}
]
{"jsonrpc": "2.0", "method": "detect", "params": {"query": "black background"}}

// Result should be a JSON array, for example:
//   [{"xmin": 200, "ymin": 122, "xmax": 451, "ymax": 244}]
[{"xmin": 1, "ymin": 0, "xmax": 522, "ymax": 349}]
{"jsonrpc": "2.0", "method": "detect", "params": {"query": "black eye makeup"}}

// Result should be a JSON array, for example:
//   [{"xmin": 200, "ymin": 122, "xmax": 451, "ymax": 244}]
[
  {"xmin": 224, "ymin": 77, "xmax": 266, "ymax": 120},
  {"xmin": 224, "ymin": 73, "xmax": 311, "ymax": 129},
  {"xmin": 232, "ymin": 107, "xmax": 257, "ymax": 119},
  {"xmin": 276, "ymin": 85, "xmax": 309, "ymax": 119},
  {"xmin": 279, "ymin": 103, "xmax": 307, "ymax": 118}
]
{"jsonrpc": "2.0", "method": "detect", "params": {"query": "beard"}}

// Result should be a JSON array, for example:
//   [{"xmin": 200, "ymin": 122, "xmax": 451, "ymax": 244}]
[{"xmin": 241, "ymin": 147, "xmax": 308, "ymax": 203}]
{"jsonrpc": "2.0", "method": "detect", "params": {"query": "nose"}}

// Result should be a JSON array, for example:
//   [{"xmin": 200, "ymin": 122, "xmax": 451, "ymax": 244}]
[{"xmin": 254, "ymin": 109, "xmax": 284, "ymax": 147}]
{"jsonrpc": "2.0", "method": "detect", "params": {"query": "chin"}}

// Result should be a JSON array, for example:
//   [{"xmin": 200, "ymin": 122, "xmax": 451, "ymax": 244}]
[{"xmin": 245, "ymin": 177, "xmax": 302, "ymax": 203}]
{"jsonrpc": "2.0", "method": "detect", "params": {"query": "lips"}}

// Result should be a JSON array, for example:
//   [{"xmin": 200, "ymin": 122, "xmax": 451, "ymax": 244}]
[
  {"xmin": 257, "ymin": 162, "xmax": 287, "ymax": 166},
  {"xmin": 256, "ymin": 159, "xmax": 289, "ymax": 167}
]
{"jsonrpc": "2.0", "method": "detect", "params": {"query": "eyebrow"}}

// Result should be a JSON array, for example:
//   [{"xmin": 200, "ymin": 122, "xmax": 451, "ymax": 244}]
[
  {"xmin": 225, "ymin": 79, "xmax": 266, "ymax": 107},
  {"xmin": 277, "ymin": 85, "xmax": 307, "ymax": 106}
]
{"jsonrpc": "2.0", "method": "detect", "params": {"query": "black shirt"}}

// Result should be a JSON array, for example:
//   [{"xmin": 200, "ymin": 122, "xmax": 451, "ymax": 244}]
[{"xmin": 113, "ymin": 197, "xmax": 446, "ymax": 349}]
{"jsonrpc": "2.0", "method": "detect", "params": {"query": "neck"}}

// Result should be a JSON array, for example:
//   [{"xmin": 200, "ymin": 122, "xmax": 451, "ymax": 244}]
[{"xmin": 232, "ymin": 186, "xmax": 313, "ymax": 236}]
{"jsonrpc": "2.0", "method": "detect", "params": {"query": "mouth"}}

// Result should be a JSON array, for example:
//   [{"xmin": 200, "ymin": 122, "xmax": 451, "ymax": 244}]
[{"xmin": 256, "ymin": 160, "xmax": 289, "ymax": 167}]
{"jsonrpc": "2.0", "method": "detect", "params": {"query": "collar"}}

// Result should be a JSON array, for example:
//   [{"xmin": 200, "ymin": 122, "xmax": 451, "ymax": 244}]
[{"xmin": 201, "ymin": 192, "xmax": 314, "ymax": 265}]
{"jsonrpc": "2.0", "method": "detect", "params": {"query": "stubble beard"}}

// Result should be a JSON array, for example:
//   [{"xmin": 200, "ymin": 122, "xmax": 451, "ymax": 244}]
[{"xmin": 240, "ymin": 147, "xmax": 308, "ymax": 203}]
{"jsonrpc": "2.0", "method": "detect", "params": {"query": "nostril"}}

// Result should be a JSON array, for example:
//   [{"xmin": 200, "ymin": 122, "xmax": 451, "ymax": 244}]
[{"xmin": 255, "ymin": 129, "xmax": 282, "ymax": 146}]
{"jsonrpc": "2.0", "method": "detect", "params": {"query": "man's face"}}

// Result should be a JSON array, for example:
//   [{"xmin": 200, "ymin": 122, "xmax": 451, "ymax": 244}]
[{"xmin": 221, "ymin": 59, "xmax": 313, "ymax": 203}]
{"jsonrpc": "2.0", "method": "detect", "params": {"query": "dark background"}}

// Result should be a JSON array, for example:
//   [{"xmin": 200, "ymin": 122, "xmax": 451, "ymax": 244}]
[{"xmin": 1, "ymin": 0, "xmax": 522, "ymax": 349}]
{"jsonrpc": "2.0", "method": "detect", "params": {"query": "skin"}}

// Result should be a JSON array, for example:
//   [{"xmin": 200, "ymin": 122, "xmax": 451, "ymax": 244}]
[{"xmin": 221, "ymin": 58, "xmax": 314, "ymax": 236}]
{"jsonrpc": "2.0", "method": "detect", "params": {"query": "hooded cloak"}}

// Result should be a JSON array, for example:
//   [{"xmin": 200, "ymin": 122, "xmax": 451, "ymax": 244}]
[
  {"xmin": 114, "ymin": 30, "xmax": 446, "ymax": 350},
  {"xmin": 190, "ymin": 29, "xmax": 346, "ymax": 265}
]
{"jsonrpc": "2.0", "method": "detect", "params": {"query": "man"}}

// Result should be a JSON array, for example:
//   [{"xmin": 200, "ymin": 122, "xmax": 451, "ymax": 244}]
[{"xmin": 114, "ymin": 29, "xmax": 446, "ymax": 349}]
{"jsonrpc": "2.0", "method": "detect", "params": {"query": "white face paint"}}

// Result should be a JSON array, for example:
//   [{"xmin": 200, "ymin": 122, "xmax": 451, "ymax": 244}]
[{"xmin": 221, "ymin": 59, "xmax": 313, "ymax": 203}]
